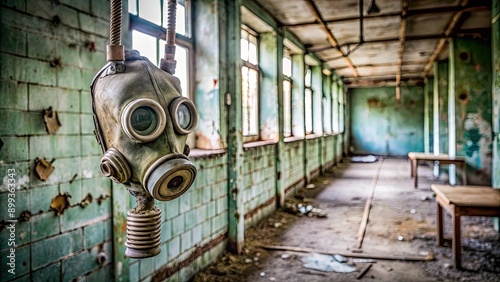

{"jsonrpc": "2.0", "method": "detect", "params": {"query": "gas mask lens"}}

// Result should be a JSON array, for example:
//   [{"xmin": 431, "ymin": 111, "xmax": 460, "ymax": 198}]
[
  {"xmin": 122, "ymin": 98, "xmax": 166, "ymax": 142},
  {"xmin": 131, "ymin": 106, "xmax": 158, "ymax": 133},
  {"xmin": 170, "ymin": 97, "xmax": 198, "ymax": 134}
]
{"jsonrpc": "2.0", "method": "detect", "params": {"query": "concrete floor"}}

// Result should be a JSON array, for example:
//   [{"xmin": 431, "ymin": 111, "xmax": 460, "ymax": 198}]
[{"xmin": 195, "ymin": 158, "xmax": 500, "ymax": 282}]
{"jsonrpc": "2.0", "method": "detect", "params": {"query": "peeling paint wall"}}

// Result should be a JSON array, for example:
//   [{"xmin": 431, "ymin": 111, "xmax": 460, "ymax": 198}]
[
  {"xmin": 0, "ymin": 0, "xmax": 349, "ymax": 281},
  {"xmin": 194, "ymin": 4, "xmax": 223, "ymax": 150},
  {"xmin": 438, "ymin": 60, "xmax": 449, "ymax": 154},
  {"xmin": 350, "ymin": 87, "xmax": 425, "ymax": 156},
  {"xmin": 451, "ymin": 38, "xmax": 492, "ymax": 184},
  {"xmin": 0, "ymin": 0, "xmax": 114, "ymax": 280},
  {"xmin": 492, "ymin": 0, "xmax": 500, "ymax": 188}
]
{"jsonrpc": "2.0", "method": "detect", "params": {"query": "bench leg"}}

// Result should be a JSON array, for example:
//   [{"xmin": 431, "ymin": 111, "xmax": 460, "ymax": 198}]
[
  {"xmin": 413, "ymin": 160, "xmax": 418, "ymax": 188},
  {"xmin": 462, "ymin": 163, "xmax": 467, "ymax": 185},
  {"xmin": 410, "ymin": 159, "xmax": 414, "ymax": 177},
  {"xmin": 452, "ymin": 210, "xmax": 462, "ymax": 269},
  {"xmin": 436, "ymin": 201, "xmax": 444, "ymax": 246}
]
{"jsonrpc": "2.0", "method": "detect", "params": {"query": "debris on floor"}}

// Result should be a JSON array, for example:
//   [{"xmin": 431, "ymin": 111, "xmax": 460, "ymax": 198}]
[
  {"xmin": 301, "ymin": 253, "xmax": 356, "ymax": 273},
  {"xmin": 284, "ymin": 201, "xmax": 327, "ymax": 218},
  {"xmin": 355, "ymin": 263, "xmax": 373, "ymax": 279},
  {"xmin": 351, "ymin": 155, "xmax": 377, "ymax": 163}
]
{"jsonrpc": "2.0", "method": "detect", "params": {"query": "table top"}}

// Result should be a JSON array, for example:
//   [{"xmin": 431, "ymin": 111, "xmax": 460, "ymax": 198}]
[
  {"xmin": 408, "ymin": 152, "xmax": 465, "ymax": 161},
  {"xmin": 431, "ymin": 184, "xmax": 500, "ymax": 208}
]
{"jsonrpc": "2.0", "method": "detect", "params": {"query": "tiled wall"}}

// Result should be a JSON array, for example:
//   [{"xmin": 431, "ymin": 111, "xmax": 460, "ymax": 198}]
[
  {"xmin": 0, "ymin": 0, "xmax": 113, "ymax": 281},
  {"xmin": 125, "ymin": 154, "xmax": 229, "ymax": 281},
  {"xmin": 243, "ymin": 145, "xmax": 277, "ymax": 227},
  {"xmin": 283, "ymin": 141, "xmax": 305, "ymax": 193}
]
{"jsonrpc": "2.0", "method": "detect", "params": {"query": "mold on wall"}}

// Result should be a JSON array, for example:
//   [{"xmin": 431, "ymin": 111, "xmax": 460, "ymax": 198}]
[
  {"xmin": 438, "ymin": 60, "xmax": 449, "ymax": 154},
  {"xmin": 492, "ymin": 0, "xmax": 500, "ymax": 189},
  {"xmin": 194, "ymin": 0, "xmax": 223, "ymax": 150},
  {"xmin": 350, "ymin": 87, "xmax": 425, "ymax": 156},
  {"xmin": 452, "ymin": 38, "xmax": 492, "ymax": 184}
]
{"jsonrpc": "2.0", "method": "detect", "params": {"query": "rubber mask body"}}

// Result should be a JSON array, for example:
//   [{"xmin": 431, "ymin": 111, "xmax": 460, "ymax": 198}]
[{"xmin": 91, "ymin": 51, "xmax": 197, "ymax": 201}]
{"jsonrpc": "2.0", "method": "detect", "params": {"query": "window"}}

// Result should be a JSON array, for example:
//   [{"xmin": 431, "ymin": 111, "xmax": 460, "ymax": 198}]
[
  {"xmin": 304, "ymin": 67, "xmax": 313, "ymax": 134},
  {"xmin": 129, "ymin": 0, "xmax": 192, "ymax": 98},
  {"xmin": 332, "ymin": 80, "xmax": 339, "ymax": 133},
  {"xmin": 283, "ymin": 50, "xmax": 292, "ymax": 137},
  {"xmin": 241, "ymin": 27, "xmax": 259, "ymax": 137}
]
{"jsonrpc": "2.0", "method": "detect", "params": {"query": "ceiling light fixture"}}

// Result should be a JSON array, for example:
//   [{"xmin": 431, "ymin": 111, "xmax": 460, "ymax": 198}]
[{"xmin": 367, "ymin": 0, "xmax": 381, "ymax": 14}]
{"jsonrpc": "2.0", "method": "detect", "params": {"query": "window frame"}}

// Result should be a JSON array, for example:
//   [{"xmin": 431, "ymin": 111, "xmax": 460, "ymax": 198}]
[
  {"xmin": 240, "ymin": 25, "xmax": 260, "ymax": 141},
  {"xmin": 128, "ymin": 0, "xmax": 194, "ymax": 99},
  {"xmin": 282, "ymin": 49, "xmax": 293, "ymax": 138},
  {"xmin": 304, "ymin": 66, "xmax": 313, "ymax": 135}
]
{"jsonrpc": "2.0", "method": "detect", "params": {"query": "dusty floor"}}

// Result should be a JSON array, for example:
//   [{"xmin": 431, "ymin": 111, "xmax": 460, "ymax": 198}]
[{"xmin": 193, "ymin": 158, "xmax": 500, "ymax": 282}]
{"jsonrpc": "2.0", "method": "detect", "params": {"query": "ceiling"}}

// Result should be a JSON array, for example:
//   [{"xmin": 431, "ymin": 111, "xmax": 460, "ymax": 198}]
[{"xmin": 253, "ymin": 0, "xmax": 492, "ymax": 88}]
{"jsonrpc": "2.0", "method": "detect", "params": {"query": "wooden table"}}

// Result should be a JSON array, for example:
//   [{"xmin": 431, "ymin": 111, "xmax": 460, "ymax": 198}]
[
  {"xmin": 431, "ymin": 184, "xmax": 500, "ymax": 269},
  {"xmin": 408, "ymin": 152, "xmax": 466, "ymax": 188}
]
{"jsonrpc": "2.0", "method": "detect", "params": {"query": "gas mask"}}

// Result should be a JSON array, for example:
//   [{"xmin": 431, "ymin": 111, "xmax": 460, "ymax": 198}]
[{"xmin": 91, "ymin": 50, "xmax": 198, "ymax": 258}]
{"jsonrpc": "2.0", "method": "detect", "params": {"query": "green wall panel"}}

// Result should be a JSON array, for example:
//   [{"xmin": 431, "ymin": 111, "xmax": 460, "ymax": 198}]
[{"xmin": 350, "ymin": 87, "xmax": 425, "ymax": 156}]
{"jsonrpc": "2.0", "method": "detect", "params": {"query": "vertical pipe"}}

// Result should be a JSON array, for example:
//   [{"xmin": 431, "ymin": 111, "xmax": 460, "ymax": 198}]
[
  {"xmin": 107, "ymin": 0, "xmax": 124, "ymax": 61},
  {"xmin": 160, "ymin": 0, "xmax": 177, "ymax": 74},
  {"xmin": 424, "ymin": 78, "xmax": 430, "ymax": 153},
  {"xmin": 491, "ymin": 0, "xmax": 500, "ymax": 231},
  {"xmin": 225, "ymin": 0, "xmax": 244, "ymax": 254},
  {"xmin": 433, "ymin": 63, "xmax": 440, "ymax": 177},
  {"xmin": 448, "ymin": 40, "xmax": 456, "ymax": 185}
]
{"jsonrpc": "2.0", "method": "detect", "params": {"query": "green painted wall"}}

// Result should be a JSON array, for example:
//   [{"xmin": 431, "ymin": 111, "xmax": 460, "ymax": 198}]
[
  {"xmin": 438, "ymin": 60, "xmax": 449, "ymax": 154},
  {"xmin": 492, "ymin": 0, "xmax": 500, "ymax": 188},
  {"xmin": 0, "ymin": 0, "xmax": 348, "ymax": 281},
  {"xmin": 349, "ymin": 87, "xmax": 425, "ymax": 156},
  {"xmin": 0, "ymin": 0, "xmax": 113, "ymax": 281},
  {"xmin": 451, "ymin": 38, "xmax": 492, "ymax": 185}
]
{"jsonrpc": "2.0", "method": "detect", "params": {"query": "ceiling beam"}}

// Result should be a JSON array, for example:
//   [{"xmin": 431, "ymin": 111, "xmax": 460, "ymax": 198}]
[
  {"xmin": 283, "ymin": 0, "xmax": 490, "ymax": 28},
  {"xmin": 305, "ymin": 0, "xmax": 359, "ymax": 77},
  {"xmin": 309, "ymin": 34, "xmax": 444, "ymax": 53},
  {"xmin": 333, "ymin": 61, "xmax": 427, "ymax": 71},
  {"xmin": 422, "ymin": 1, "xmax": 489, "ymax": 76},
  {"xmin": 396, "ymin": 0, "xmax": 409, "ymax": 101},
  {"xmin": 342, "ymin": 71, "xmax": 424, "ymax": 80}
]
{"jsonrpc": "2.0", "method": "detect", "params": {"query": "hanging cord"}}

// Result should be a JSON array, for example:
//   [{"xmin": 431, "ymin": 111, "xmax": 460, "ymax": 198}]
[
  {"xmin": 107, "ymin": 0, "xmax": 124, "ymax": 61},
  {"xmin": 160, "ymin": 0, "xmax": 177, "ymax": 74}
]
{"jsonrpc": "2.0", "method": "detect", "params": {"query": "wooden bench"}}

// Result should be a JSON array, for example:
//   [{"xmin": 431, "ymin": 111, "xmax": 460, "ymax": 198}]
[
  {"xmin": 431, "ymin": 184, "xmax": 500, "ymax": 269},
  {"xmin": 408, "ymin": 152, "xmax": 466, "ymax": 188}
]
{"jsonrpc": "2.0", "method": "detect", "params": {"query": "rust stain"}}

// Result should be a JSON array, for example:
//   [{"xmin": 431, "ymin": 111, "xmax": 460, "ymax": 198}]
[
  {"xmin": 244, "ymin": 196, "xmax": 276, "ymax": 220},
  {"xmin": 367, "ymin": 97, "xmax": 385, "ymax": 108},
  {"xmin": 96, "ymin": 194, "xmax": 111, "ymax": 205},
  {"xmin": 50, "ymin": 193, "xmax": 71, "ymax": 215},
  {"xmin": 19, "ymin": 210, "xmax": 32, "ymax": 222},
  {"xmin": 79, "ymin": 193, "xmax": 93, "ymax": 208}
]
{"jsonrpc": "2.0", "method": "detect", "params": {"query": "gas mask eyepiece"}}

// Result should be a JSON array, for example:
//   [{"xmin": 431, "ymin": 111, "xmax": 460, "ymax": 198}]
[
  {"xmin": 122, "ymin": 98, "xmax": 167, "ymax": 142},
  {"xmin": 170, "ymin": 97, "xmax": 198, "ymax": 135}
]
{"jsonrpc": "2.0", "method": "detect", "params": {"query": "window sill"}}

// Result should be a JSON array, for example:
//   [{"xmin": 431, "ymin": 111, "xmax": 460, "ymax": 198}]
[
  {"xmin": 284, "ymin": 136, "xmax": 304, "ymax": 143},
  {"xmin": 189, "ymin": 149, "xmax": 226, "ymax": 159},
  {"xmin": 243, "ymin": 139, "xmax": 278, "ymax": 150},
  {"xmin": 305, "ymin": 133, "xmax": 324, "ymax": 140}
]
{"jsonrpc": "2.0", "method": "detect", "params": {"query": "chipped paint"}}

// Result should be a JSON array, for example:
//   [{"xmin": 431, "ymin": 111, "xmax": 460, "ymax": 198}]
[
  {"xmin": 492, "ymin": 0, "xmax": 500, "ymax": 190},
  {"xmin": 50, "ymin": 193, "xmax": 71, "ymax": 215},
  {"xmin": 452, "ymin": 38, "xmax": 492, "ymax": 184},
  {"xmin": 350, "ymin": 87, "xmax": 424, "ymax": 156}
]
